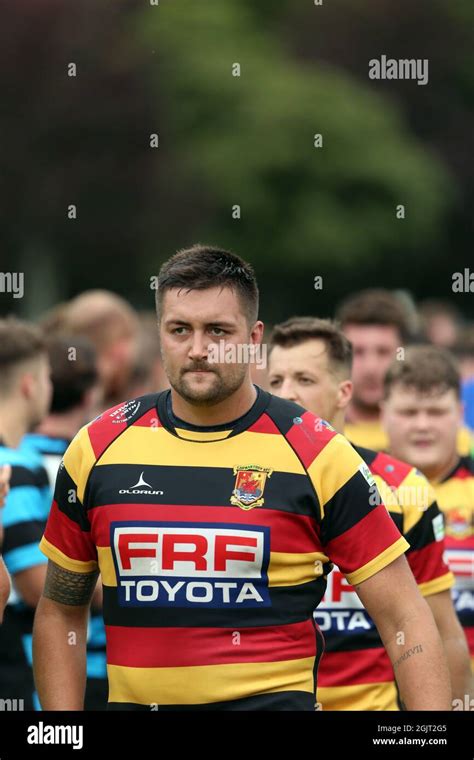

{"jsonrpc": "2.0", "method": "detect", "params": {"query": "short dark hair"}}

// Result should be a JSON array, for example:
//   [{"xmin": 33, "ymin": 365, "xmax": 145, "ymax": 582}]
[
  {"xmin": 384, "ymin": 345, "xmax": 461, "ymax": 399},
  {"xmin": 156, "ymin": 244, "xmax": 259, "ymax": 324},
  {"xmin": 47, "ymin": 335, "xmax": 99, "ymax": 413},
  {"xmin": 336, "ymin": 289, "xmax": 411, "ymax": 342},
  {"xmin": 269, "ymin": 317, "xmax": 352, "ymax": 377},
  {"xmin": 0, "ymin": 318, "xmax": 47, "ymax": 392}
]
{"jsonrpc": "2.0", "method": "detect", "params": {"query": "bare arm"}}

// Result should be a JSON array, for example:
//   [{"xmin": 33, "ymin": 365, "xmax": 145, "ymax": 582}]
[
  {"xmin": 33, "ymin": 559, "xmax": 99, "ymax": 710},
  {"xmin": 356, "ymin": 555, "xmax": 452, "ymax": 711},
  {"xmin": 426, "ymin": 589, "xmax": 473, "ymax": 703}
]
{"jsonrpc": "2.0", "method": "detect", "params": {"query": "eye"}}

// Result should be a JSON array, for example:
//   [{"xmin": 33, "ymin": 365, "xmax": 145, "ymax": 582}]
[
  {"xmin": 209, "ymin": 327, "xmax": 227, "ymax": 336},
  {"xmin": 269, "ymin": 378, "xmax": 282, "ymax": 388},
  {"xmin": 299, "ymin": 377, "xmax": 315, "ymax": 385},
  {"xmin": 172, "ymin": 326, "xmax": 188, "ymax": 335}
]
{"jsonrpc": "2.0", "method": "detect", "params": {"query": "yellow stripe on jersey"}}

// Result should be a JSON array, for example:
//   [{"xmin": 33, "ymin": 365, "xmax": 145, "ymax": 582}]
[
  {"xmin": 418, "ymin": 573, "xmax": 454, "ymax": 597},
  {"xmin": 97, "ymin": 427, "xmax": 306, "ymax": 474},
  {"xmin": 63, "ymin": 424, "xmax": 96, "ymax": 503},
  {"xmin": 345, "ymin": 536, "xmax": 409, "ymax": 586},
  {"xmin": 267, "ymin": 551, "xmax": 329, "ymax": 587},
  {"xmin": 308, "ymin": 434, "xmax": 362, "ymax": 517},
  {"xmin": 40, "ymin": 536, "xmax": 99, "ymax": 573},
  {"xmin": 97, "ymin": 545, "xmax": 117, "ymax": 586},
  {"xmin": 318, "ymin": 681, "xmax": 399, "ymax": 711},
  {"xmin": 371, "ymin": 475, "xmax": 402, "ymax": 515},
  {"xmin": 174, "ymin": 428, "xmax": 231, "ymax": 441},
  {"xmin": 108, "ymin": 656, "xmax": 316, "ymax": 705}
]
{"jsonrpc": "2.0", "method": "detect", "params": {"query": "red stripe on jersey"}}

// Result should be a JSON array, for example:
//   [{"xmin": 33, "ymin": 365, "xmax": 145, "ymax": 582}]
[
  {"xmin": 44, "ymin": 500, "xmax": 97, "ymax": 563},
  {"xmin": 370, "ymin": 452, "xmax": 412, "ymax": 489},
  {"xmin": 90, "ymin": 503, "xmax": 322, "ymax": 553},
  {"xmin": 464, "ymin": 626, "xmax": 474, "ymax": 657},
  {"xmin": 325, "ymin": 505, "xmax": 403, "ymax": 578},
  {"xmin": 247, "ymin": 413, "xmax": 281, "ymax": 435},
  {"xmin": 133, "ymin": 409, "xmax": 162, "ymax": 428},
  {"xmin": 406, "ymin": 541, "xmax": 450, "ymax": 586},
  {"xmin": 105, "ymin": 619, "xmax": 317, "ymax": 668},
  {"xmin": 285, "ymin": 411, "xmax": 336, "ymax": 470},
  {"xmin": 451, "ymin": 466, "xmax": 472, "ymax": 480},
  {"xmin": 318, "ymin": 647, "xmax": 394, "ymax": 686}
]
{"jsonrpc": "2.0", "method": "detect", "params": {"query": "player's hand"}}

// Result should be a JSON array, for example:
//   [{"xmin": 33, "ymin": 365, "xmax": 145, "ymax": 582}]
[{"xmin": 0, "ymin": 464, "xmax": 11, "ymax": 508}]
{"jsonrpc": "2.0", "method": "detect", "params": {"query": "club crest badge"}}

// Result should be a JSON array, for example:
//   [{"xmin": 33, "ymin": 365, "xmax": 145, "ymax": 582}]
[{"xmin": 231, "ymin": 465, "xmax": 273, "ymax": 510}]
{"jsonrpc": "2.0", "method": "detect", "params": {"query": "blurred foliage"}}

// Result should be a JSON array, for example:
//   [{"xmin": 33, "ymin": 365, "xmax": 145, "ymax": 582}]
[{"xmin": 0, "ymin": 0, "xmax": 472, "ymax": 321}]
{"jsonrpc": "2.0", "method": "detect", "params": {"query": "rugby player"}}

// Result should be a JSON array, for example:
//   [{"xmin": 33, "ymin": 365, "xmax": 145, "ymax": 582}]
[
  {"xmin": 268, "ymin": 317, "xmax": 471, "ymax": 709},
  {"xmin": 382, "ymin": 345, "xmax": 474, "ymax": 684},
  {"xmin": 34, "ymin": 246, "xmax": 451, "ymax": 710}
]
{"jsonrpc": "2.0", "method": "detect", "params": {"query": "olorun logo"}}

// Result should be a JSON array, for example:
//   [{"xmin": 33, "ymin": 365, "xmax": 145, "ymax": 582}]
[
  {"xmin": 27, "ymin": 721, "xmax": 83, "ymax": 750},
  {"xmin": 119, "ymin": 471, "xmax": 164, "ymax": 496}
]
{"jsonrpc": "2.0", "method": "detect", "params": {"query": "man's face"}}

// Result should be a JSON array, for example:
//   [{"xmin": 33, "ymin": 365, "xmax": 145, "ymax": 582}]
[
  {"xmin": 29, "ymin": 355, "xmax": 53, "ymax": 428},
  {"xmin": 382, "ymin": 385, "xmax": 462, "ymax": 477},
  {"xmin": 268, "ymin": 339, "xmax": 342, "ymax": 423},
  {"xmin": 159, "ymin": 286, "xmax": 261, "ymax": 406},
  {"xmin": 343, "ymin": 324, "xmax": 401, "ymax": 411}
]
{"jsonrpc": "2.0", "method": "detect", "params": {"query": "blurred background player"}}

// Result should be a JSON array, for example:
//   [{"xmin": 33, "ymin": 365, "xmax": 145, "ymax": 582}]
[
  {"xmin": 41, "ymin": 290, "xmax": 139, "ymax": 409},
  {"xmin": 0, "ymin": 465, "xmax": 12, "ymax": 623},
  {"xmin": 22, "ymin": 334, "xmax": 108, "ymax": 709},
  {"xmin": 268, "ymin": 317, "xmax": 471, "ymax": 709},
  {"xmin": 382, "ymin": 345, "xmax": 474, "ymax": 684},
  {"xmin": 123, "ymin": 311, "xmax": 169, "ymax": 398},
  {"xmin": 337, "ymin": 289, "xmax": 472, "ymax": 456},
  {"xmin": 0, "ymin": 318, "xmax": 52, "ymax": 709}
]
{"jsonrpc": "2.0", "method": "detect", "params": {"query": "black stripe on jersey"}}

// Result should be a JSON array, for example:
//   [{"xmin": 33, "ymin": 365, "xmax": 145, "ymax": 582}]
[
  {"xmin": 321, "ymin": 627, "xmax": 383, "ymax": 653},
  {"xmin": 320, "ymin": 470, "xmax": 378, "ymax": 544},
  {"xmin": 351, "ymin": 444, "xmax": 378, "ymax": 468},
  {"xmin": 387, "ymin": 510, "xmax": 403, "ymax": 535},
  {"xmin": 107, "ymin": 691, "xmax": 316, "ymax": 711},
  {"xmin": 102, "ymin": 579, "xmax": 325, "ymax": 629},
  {"xmin": 87, "ymin": 464, "xmax": 318, "ymax": 518},
  {"xmin": 2, "ymin": 520, "xmax": 46, "ymax": 554},
  {"xmin": 53, "ymin": 465, "xmax": 91, "ymax": 531},
  {"xmin": 10, "ymin": 465, "xmax": 49, "ymax": 489},
  {"xmin": 265, "ymin": 394, "xmax": 309, "ymax": 437},
  {"xmin": 157, "ymin": 388, "xmax": 271, "ymax": 440},
  {"xmin": 404, "ymin": 502, "xmax": 443, "ymax": 552}
]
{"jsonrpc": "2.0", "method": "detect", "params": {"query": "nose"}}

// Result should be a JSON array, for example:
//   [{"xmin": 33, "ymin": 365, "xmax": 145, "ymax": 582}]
[
  {"xmin": 188, "ymin": 331, "xmax": 209, "ymax": 362},
  {"xmin": 278, "ymin": 379, "xmax": 299, "ymax": 402}
]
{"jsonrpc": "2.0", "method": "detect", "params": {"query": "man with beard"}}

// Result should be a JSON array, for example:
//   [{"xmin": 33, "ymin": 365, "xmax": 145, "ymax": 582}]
[{"xmin": 34, "ymin": 246, "xmax": 451, "ymax": 711}]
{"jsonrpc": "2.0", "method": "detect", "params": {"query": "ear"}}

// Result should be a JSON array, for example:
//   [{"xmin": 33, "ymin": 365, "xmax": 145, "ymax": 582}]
[
  {"xmin": 250, "ymin": 320, "xmax": 264, "ymax": 345},
  {"xmin": 337, "ymin": 379, "xmax": 352, "ymax": 411},
  {"xmin": 19, "ymin": 372, "xmax": 35, "ymax": 400}
]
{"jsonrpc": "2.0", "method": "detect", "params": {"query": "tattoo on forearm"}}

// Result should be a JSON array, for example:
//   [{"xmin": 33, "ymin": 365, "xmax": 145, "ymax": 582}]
[
  {"xmin": 393, "ymin": 644, "xmax": 423, "ymax": 669},
  {"xmin": 43, "ymin": 560, "xmax": 99, "ymax": 606}
]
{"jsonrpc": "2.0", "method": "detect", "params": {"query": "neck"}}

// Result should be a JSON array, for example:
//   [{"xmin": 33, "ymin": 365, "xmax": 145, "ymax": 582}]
[
  {"xmin": 35, "ymin": 410, "xmax": 84, "ymax": 442},
  {"xmin": 346, "ymin": 400, "xmax": 380, "ymax": 424},
  {"xmin": 331, "ymin": 409, "xmax": 346, "ymax": 435},
  {"xmin": 170, "ymin": 381, "xmax": 257, "ymax": 427},
  {"xmin": 0, "ymin": 401, "xmax": 29, "ymax": 448},
  {"xmin": 421, "ymin": 450, "xmax": 460, "ymax": 484}
]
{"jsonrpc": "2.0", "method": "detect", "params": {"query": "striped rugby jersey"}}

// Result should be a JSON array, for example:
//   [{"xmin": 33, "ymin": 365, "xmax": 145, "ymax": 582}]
[
  {"xmin": 40, "ymin": 389, "xmax": 408, "ymax": 711},
  {"xmin": 317, "ymin": 446, "xmax": 453, "ymax": 711},
  {"xmin": 0, "ymin": 442, "xmax": 50, "ymax": 709},
  {"xmin": 431, "ymin": 456, "xmax": 474, "ymax": 670}
]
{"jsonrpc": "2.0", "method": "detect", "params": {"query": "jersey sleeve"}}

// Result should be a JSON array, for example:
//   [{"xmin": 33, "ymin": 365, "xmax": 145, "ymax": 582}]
[
  {"xmin": 40, "ymin": 425, "xmax": 98, "ymax": 573},
  {"xmin": 1, "ymin": 461, "xmax": 50, "ymax": 575},
  {"xmin": 398, "ymin": 469, "xmax": 454, "ymax": 596},
  {"xmin": 307, "ymin": 432, "xmax": 409, "ymax": 585}
]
